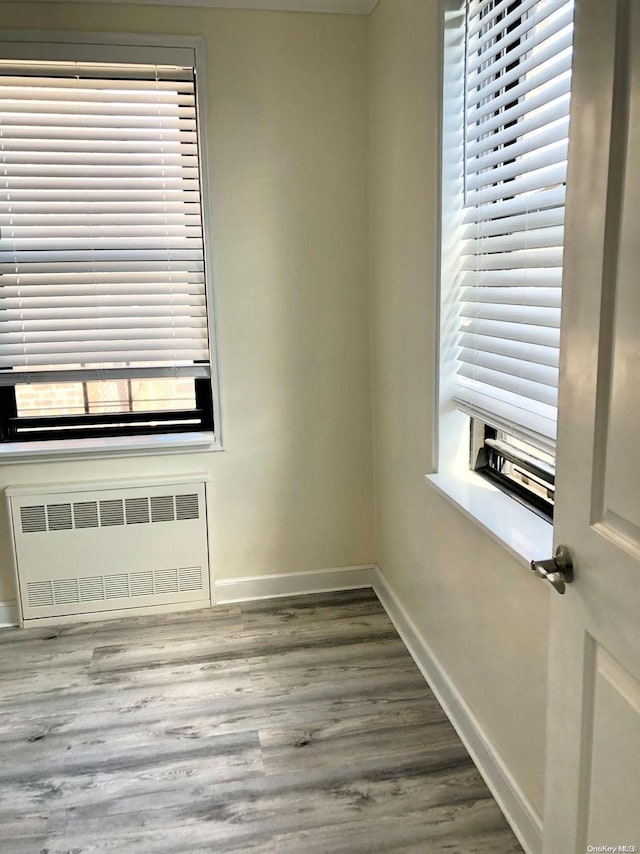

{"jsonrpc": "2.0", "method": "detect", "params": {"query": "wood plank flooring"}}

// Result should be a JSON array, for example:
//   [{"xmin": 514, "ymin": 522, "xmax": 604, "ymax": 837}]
[{"xmin": 0, "ymin": 589, "xmax": 524, "ymax": 853}]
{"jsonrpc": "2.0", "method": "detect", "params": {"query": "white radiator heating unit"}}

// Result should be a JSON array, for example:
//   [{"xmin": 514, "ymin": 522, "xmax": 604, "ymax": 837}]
[{"xmin": 6, "ymin": 476, "xmax": 212, "ymax": 627}]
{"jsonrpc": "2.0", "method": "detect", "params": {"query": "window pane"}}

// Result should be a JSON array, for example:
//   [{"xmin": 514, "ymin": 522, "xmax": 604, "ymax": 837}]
[
  {"xmin": 15, "ymin": 382, "xmax": 87, "ymax": 418},
  {"xmin": 15, "ymin": 378, "xmax": 196, "ymax": 418},
  {"xmin": 129, "ymin": 377, "xmax": 196, "ymax": 412}
]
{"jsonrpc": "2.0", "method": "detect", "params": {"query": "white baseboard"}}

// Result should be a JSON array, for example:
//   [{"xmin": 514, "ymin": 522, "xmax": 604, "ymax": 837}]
[
  {"xmin": 20, "ymin": 598, "xmax": 212, "ymax": 629},
  {"xmin": 372, "ymin": 566, "xmax": 543, "ymax": 854},
  {"xmin": 214, "ymin": 564, "xmax": 376, "ymax": 604},
  {"xmin": 0, "ymin": 600, "xmax": 19, "ymax": 628}
]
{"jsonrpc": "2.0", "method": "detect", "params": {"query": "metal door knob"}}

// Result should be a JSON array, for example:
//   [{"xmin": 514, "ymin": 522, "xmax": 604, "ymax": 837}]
[{"xmin": 530, "ymin": 545, "xmax": 574, "ymax": 595}]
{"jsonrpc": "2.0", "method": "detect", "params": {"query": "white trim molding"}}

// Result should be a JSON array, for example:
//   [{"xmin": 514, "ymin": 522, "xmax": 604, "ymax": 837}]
[
  {"xmin": 8, "ymin": 599, "xmax": 213, "ymax": 630},
  {"xmin": 425, "ymin": 471, "xmax": 553, "ymax": 568},
  {"xmin": 372, "ymin": 567, "xmax": 543, "ymax": 854},
  {"xmin": 0, "ymin": 432, "xmax": 220, "ymax": 465},
  {"xmin": 22, "ymin": 0, "xmax": 380, "ymax": 13},
  {"xmin": 0, "ymin": 601, "xmax": 19, "ymax": 628},
  {"xmin": 214, "ymin": 564, "xmax": 376, "ymax": 603}
]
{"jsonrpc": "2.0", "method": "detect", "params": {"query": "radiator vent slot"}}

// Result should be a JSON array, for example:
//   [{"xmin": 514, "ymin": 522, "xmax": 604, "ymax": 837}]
[
  {"xmin": 125, "ymin": 497, "xmax": 150, "ymax": 525},
  {"xmin": 105, "ymin": 573, "xmax": 129, "ymax": 599},
  {"xmin": 20, "ymin": 493, "xmax": 200, "ymax": 533},
  {"xmin": 47, "ymin": 503, "xmax": 73, "ymax": 531},
  {"xmin": 179, "ymin": 566, "xmax": 203, "ymax": 592},
  {"xmin": 21, "ymin": 505, "xmax": 46, "ymax": 534},
  {"xmin": 27, "ymin": 580, "xmax": 54, "ymax": 607},
  {"xmin": 23, "ymin": 565, "xmax": 204, "ymax": 613},
  {"xmin": 100, "ymin": 500, "xmax": 125, "ymax": 528},
  {"xmin": 176, "ymin": 493, "xmax": 199, "ymax": 520},
  {"xmin": 151, "ymin": 495, "xmax": 175, "ymax": 523},
  {"xmin": 130, "ymin": 571, "xmax": 154, "ymax": 597},
  {"xmin": 53, "ymin": 578, "xmax": 79, "ymax": 605},
  {"xmin": 155, "ymin": 568, "xmax": 179, "ymax": 595},
  {"xmin": 79, "ymin": 576, "xmax": 105, "ymax": 602},
  {"xmin": 74, "ymin": 502, "xmax": 99, "ymax": 529}
]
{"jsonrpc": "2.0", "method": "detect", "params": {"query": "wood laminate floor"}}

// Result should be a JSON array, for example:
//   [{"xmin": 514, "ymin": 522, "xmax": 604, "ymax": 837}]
[{"xmin": 0, "ymin": 589, "xmax": 524, "ymax": 854}]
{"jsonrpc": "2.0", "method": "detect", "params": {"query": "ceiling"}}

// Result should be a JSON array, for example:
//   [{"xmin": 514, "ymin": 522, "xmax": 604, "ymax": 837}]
[{"xmin": 30, "ymin": 0, "xmax": 380, "ymax": 13}]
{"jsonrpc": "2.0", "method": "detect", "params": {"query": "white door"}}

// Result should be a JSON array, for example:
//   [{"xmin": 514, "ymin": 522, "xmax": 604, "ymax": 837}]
[{"xmin": 543, "ymin": 0, "xmax": 640, "ymax": 851}]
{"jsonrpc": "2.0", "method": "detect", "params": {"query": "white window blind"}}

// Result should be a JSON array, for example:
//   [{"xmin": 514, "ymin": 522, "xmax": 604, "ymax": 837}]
[
  {"xmin": 454, "ymin": 0, "xmax": 574, "ymax": 452},
  {"xmin": 0, "ymin": 58, "xmax": 210, "ymax": 386}
]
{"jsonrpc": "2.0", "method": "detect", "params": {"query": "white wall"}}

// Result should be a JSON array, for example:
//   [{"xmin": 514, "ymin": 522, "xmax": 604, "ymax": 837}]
[
  {"xmin": 368, "ymin": 0, "xmax": 550, "ymax": 818},
  {"xmin": 0, "ymin": 3, "xmax": 374, "ymax": 601}
]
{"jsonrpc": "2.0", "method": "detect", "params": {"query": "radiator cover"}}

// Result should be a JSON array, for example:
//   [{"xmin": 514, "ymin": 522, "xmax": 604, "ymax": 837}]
[{"xmin": 7, "ymin": 479, "xmax": 211, "ymax": 624}]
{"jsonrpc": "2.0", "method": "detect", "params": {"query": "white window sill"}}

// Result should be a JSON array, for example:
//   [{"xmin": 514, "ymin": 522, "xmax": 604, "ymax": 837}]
[
  {"xmin": 425, "ymin": 470, "xmax": 553, "ymax": 567},
  {"xmin": 0, "ymin": 432, "xmax": 221, "ymax": 465}
]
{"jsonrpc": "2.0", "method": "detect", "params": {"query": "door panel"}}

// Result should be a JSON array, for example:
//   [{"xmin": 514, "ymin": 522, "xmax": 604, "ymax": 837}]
[
  {"xmin": 545, "ymin": 0, "xmax": 640, "ymax": 850},
  {"xmin": 585, "ymin": 644, "xmax": 640, "ymax": 846},
  {"xmin": 598, "ymin": 70, "xmax": 640, "ymax": 541}
]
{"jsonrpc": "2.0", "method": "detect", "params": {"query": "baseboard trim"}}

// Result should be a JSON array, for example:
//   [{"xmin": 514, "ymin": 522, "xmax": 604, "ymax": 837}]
[
  {"xmin": 0, "ymin": 600, "xmax": 19, "ymax": 628},
  {"xmin": 372, "ymin": 566, "xmax": 543, "ymax": 854},
  {"xmin": 214, "ymin": 564, "xmax": 377, "ymax": 604}
]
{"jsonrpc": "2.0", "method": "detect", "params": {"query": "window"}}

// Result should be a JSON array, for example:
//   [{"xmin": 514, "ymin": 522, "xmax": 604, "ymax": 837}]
[
  {"xmin": 439, "ymin": 0, "xmax": 575, "ymax": 518},
  {"xmin": 471, "ymin": 418, "xmax": 555, "ymax": 519},
  {"xmin": 0, "ymin": 39, "xmax": 216, "ymax": 443}
]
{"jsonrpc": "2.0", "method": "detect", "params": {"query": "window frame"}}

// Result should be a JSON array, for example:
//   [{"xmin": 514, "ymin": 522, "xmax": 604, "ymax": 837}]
[
  {"xmin": 471, "ymin": 420, "xmax": 555, "ymax": 521},
  {"xmin": 0, "ymin": 30, "xmax": 223, "ymax": 452},
  {"xmin": 0, "ymin": 378, "xmax": 214, "ymax": 443},
  {"xmin": 431, "ymin": 0, "xmax": 568, "ymax": 557}
]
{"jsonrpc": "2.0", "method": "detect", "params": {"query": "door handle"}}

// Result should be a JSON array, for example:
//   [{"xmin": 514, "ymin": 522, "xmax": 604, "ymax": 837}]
[{"xmin": 530, "ymin": 545, "xmax": 574, "ymax": 595}]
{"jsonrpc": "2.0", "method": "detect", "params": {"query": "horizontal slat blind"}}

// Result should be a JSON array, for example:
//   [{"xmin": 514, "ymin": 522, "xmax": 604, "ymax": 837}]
[
  {"xmin": 454, "ymin": 0, "xmax": 574, "ymax": 450},
  {"xmin": 0, "ymin": 59, "xmax": 209, "ymax": 385}
]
